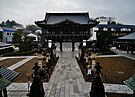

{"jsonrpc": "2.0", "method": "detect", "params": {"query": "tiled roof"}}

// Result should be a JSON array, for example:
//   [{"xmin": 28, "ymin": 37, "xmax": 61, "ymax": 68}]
[
  {"xmin": 36, "ymin": 12, "xmax": 98, "ymax": 25},
  {"xmin": 119, "ymin": 32, "xmax": 135, "ymax": 40},
  {"xmin": 45, "ymin": 13, "xmax": 90, "ymax": 24},
  {"xmin": 0, "ymin": 42, "xmax": 12, "ymax": 48},
  {"xmin": 97, "ymin": 24, "xmax": 135, "ymax": 28},
  {"xmin": 0, "ymin": 27, "xmax": 16, "ymax": 33},
  {"xmin": 0, "ymin": 67, "xmax": 19, "ymax": 81}
]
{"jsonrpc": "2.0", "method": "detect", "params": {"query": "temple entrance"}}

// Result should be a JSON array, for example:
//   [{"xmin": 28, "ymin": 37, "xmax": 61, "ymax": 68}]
[
  {"xmin": 55, "ymin": 42, "xmax": 80, "ymax": 51},
  {"xmin": 35, "ymin": 12, "xmax": 99, "ymax": 51}
]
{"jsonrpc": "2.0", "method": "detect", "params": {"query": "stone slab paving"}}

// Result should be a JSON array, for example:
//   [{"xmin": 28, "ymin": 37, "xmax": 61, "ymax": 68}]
[
  {"xmin": 86, "ymin": 83, "xmax": 133, "ymax": 94},
  {"xmin": 7, "ymin": 82, "xmax": 133, "ymax": 97},
  {"xmin": 104, "ymin": 83, "xmax": 134, "ymax": 94},
  {"xmin": 6, "ymin": 51, "xmax": 134, "ymax": 97},
  {"xmin": 7, "ymin": 56, "xmax": 36, "ymax": 70},
  {"xmin": 41, "ymin": 51, "xmax": 90, "ymax": 97},
  {"xmin": 116, "ymin": 49, "xmax": 135, "ymax": 60},
  {"xmin": 0, "ymin": 56, "xmax": 28, "ymax": 61},
  {"xmin": 7, "ymin": 83, "xmax": 48, "ymax": 97}
]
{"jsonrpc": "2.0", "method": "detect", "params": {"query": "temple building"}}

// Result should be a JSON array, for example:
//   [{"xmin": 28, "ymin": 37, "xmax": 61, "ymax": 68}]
[
  {"xmin": 35, "ymin": 12, "xmax": 99, "ymax": 51},
  {"xmin": 95, "ymin": 23, "xmax": 135, "ymax": 39},
  {"xmin": 94, "ymin": 22, "xmax": 135, "ymax": 51}
]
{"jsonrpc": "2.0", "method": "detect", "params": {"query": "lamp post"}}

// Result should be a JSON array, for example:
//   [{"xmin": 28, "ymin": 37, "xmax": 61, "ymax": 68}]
[{"xmin": 26, "ymin": 73, "xmax": 31, "ymax": 96}]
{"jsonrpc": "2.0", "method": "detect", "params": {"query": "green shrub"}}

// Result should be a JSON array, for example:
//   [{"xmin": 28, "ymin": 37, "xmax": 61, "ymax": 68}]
[
  {"xmin": 99, "ymin": 49, "xmax": 116, "ymax": 55},
  {"xmin": 4, "ymin": 50, "xmax": 35, "ymax": 56}
]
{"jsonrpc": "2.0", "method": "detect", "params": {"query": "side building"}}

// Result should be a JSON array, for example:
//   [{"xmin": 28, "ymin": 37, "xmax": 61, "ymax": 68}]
[
  {"xmin": 0, "ymin": 27, "xmax": 16, "ymax": 43},
  {"xmin": 0, "ymin": 27, "xmax": 3, "ymax": 42},
  {"xmin": 0, "ymin": 42, "xmax": 14, "ymax": 55},
  {"xmin": 95, "ymin": 23, "xmax": 135, "ymax": 48}
]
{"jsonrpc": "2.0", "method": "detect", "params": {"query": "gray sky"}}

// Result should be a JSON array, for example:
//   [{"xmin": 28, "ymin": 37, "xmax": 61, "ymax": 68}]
[{"xmin": 0, "ymin": 0, "xmax": 135, "ymax": 26}]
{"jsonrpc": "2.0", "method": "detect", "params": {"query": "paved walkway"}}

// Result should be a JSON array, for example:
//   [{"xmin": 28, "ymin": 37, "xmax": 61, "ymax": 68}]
[
  {"xmin": 45, "ymin": 51, "xmax": 89, "ymax": 97},
  {"xmin": 0, "ymin": 56, "xmax": 29, "ymax": 61},
  {"xmin": 6, "ymin": 51, "xmax": 133, "ymax": 97},
  {"xmin": 116, "ymin": 49, "xmax": 135, "ymax": 60},
  {"xmin": 7, "ymin": 83, "xmax": 133, "ymax": 97},
  {"xmin": 7, "ymin": 56, "xmax": 36, "ymax": 70}
]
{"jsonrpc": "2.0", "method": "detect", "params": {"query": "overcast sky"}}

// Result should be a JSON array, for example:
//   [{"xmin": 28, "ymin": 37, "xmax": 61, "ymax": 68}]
[{"xmin": 0, "ymin": 0, "xmax": 135, "ymax": 26}]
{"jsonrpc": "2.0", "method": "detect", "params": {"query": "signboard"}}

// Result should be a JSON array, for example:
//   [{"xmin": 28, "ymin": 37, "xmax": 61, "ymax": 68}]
[{"xmin": 88, "ymin": 69, "xmax": 91, "ymax": 75}]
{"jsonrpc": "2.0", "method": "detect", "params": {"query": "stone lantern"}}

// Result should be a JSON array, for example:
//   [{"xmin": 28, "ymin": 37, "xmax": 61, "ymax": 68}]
[
  {"xmin": 90, "ymin": 50, "xmax": 97, "ymax": 71},
  {"xmin": 51, "ymin": 44, "xmax": 56, "ymax": 61},
  {"xmin": 90, "ymin": 43, "xmax": 99, "ymax": 72},
  {"xmin": 37, "ymin": 52, "xmax": 44, "ymax": 68}
]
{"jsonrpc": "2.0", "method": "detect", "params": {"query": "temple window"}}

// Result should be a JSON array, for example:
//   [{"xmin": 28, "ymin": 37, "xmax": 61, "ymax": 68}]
[
  {"xmin": 103, "ymin": 28, "xmax": 108, "ymax": 31},
  {"xmin": 111, "ymin": 28, "xmax": 116, "ymax": 31}
]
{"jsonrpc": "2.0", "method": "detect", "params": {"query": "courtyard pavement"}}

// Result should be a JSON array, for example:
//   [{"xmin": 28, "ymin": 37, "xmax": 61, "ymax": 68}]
[
  {"xmin": 116, "ymin": 49, "xmax": 135, "ymax": 60},
  {"xmin": 2, "ymin": 49, "xmax": 134, "ymax": 97}
]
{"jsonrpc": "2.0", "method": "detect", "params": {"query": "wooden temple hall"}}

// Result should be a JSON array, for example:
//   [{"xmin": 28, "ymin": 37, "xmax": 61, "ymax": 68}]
[{"xmin": 35, "ymin": 12, "xmax": 99, "ymax": 51}]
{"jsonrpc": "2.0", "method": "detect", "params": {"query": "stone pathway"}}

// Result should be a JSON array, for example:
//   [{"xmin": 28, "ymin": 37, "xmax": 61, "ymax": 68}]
[
  {"xmin": 7, "ymin": 82, "xmax": 133, "ymax": 97},
  {"xmin": 7, "ymin": 56, "xmax": 36, "ymax": 70},
  {"xmin": 7, "ymin": 83, "xmax": 48, "ymax": 97},
  {"xmin": 45, "ymin": 51, "xmax": 89, "ymax": 97},
  {"xmin": 6, "ymin": 51, "xmax": 134, "ymax": 97},
  {"xmin": 0, "ymin": 56, "xmax": 28, "ymax": 61}
]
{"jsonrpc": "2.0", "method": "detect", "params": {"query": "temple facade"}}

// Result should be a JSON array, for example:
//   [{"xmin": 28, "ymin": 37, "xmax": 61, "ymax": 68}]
[
  {"xmin": 95, "ymin": 23, "xmax": 135, "ymax": 50},
  {"xmin": 35, "ymin": 12, "xmax": 99, "ymax": 51},
  {"xmin": 95, "ymin": 23, "xmax": 135, "ymax": 39}
]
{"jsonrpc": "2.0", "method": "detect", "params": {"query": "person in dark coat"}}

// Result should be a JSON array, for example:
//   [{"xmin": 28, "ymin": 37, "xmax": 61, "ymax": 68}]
[
  {"xmin": 29, "ymin": 76, "xmax": 45, "ymax": 97},
  {"xmin": 94, "ymin": 62, "xmax": 102, "ymax": 76},
  {"xmin": 90, "ymin": 76, "xmax": 105, "ymax": 97},
  {"xmin": 32, "ymin": 63, "xmax": 40, "ymax": 77}
]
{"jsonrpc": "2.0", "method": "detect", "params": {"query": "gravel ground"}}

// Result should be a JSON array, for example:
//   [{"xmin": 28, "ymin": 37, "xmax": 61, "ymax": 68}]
[
  {"xmin": 97, "ymin": 57, "xmax": 135, "ymax": 84},
  {"xmin": 0, "ymin": 58, "xmax": 25, "ymax": 68},
  {"xmin": 13, "ymin": 58, "xmax": 38, "ymax": 82}
]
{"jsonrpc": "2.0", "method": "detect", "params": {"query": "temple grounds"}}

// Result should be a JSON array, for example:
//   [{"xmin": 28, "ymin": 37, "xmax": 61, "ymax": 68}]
[
  {"xmin": 0, "ymin": 51, "xmax": 135, "ymax": 97},
  {"xmin": 0, "ymin": 56, "xmax": 134, "ymax": 84}
]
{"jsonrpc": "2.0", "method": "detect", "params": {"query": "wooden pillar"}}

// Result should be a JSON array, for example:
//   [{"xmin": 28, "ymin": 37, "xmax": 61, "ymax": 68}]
[
  {"xmin": 83, "ymin": 40, "xmax": 86, "ymax": 46},
  {"xmin": 127, "ymin": 42, "xmax": 129, "ymax": 53},
  {"xmin": 60, "ymin": 42, "xmax": 63, "ymax": 52},
  {"xmin": 3, "ymin": 88, "xmax": 7, "ymax": 97},
  {"xmin": 72, "ymin": 41, "xmax": 75, "ymax": 51},
  {"xmin": 48, "ymin": 40, "xmax": 52, "ymax": 48},
  {"xmin": 131, "ymin": 41, "xmax": 133, "ymax": 54}
]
